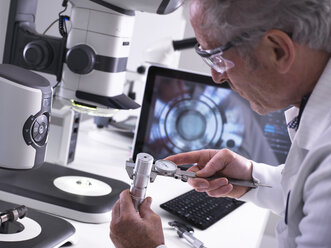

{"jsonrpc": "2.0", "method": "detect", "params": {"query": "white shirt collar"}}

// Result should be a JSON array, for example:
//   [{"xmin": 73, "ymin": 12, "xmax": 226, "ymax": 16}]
[{"xmin": 285, "ymin": 106, "xmax": 299, "ymax": 142}]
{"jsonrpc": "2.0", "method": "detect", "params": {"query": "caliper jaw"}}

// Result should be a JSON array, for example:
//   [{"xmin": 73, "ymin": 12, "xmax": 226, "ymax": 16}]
[{"xmin": 125, "ymin": 159, "xmax": 158, "ymax": 182}]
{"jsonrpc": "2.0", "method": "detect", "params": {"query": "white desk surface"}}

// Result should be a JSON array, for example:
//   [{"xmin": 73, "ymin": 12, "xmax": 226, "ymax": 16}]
[{"xmin": 66, "ymin": 119, "xmax": 270, "ymax": 248}]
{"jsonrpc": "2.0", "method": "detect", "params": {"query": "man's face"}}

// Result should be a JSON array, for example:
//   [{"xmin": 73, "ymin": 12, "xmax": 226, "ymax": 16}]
[{"xmin": 190, "ymin": 4, "xmax": 291, "ymax": 114}]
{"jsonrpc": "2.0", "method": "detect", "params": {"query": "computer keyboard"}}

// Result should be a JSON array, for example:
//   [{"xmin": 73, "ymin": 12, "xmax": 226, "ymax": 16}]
[{"xmin": 160, "ymin": 189, "xmax": 245, "ymax": 230}]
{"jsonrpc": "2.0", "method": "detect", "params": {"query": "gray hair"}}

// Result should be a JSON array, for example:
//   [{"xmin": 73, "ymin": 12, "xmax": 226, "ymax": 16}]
[{"xmin": 195, "ymin": 0, "xmax": 331, "ymax": 64}]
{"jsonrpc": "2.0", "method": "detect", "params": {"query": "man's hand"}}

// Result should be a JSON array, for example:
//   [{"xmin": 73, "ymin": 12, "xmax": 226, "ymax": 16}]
[
  {"xmin": 110, "ymin": 190, "xmax": 165, "ymax": 248},
  {"xmin": 166, "ymin": 149, "xmax": 253, "ymax": 198}
]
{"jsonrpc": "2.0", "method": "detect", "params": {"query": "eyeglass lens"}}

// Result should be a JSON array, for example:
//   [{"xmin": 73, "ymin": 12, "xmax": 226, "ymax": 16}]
[{"xmin": 202, "ymin": 54, "xmax": 235, "ymax": 74}]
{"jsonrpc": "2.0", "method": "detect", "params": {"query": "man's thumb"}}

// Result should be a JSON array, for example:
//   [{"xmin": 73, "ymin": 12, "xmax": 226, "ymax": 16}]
[{"xmin": 139, "ymin": 197, "xmax": 153, "ymax": 218}]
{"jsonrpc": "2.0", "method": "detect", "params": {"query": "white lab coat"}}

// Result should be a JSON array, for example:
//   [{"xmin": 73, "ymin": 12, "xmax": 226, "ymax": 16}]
[{"xmin": 241, "ymin": 58, "xmax": 331, "ymax": 247}]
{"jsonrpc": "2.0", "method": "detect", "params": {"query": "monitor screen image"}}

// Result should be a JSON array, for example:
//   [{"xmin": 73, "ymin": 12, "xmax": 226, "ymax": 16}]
[{"xmin": 133, "ymin": 66, "xmax": 291, "ymax": 166}]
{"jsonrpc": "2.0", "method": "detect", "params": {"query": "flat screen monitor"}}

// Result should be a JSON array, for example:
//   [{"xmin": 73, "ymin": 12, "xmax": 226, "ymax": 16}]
[{"xmin": 133, "ymin": 65, "xmax": 291, "ymax": 166}]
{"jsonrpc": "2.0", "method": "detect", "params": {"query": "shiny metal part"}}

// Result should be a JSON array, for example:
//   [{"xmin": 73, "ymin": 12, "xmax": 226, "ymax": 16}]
[{"xmin": 128, "ymin": 153, "xmax": 154, "ymax": 210}]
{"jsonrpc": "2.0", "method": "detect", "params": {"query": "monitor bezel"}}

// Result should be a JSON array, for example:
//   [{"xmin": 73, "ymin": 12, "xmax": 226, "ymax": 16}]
[{"xmin": 132, "ymin": 65, "xmax": 230, "ymax": 160}]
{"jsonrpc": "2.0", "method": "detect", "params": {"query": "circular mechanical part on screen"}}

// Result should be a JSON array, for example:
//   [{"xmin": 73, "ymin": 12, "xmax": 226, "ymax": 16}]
[
  {"xmin": 176, "ymin": 110, "xmax": 207, "ymax": 141},
  {"xmin": 159, "ymin": 96, "xmax": 223, "ymax": 153}
]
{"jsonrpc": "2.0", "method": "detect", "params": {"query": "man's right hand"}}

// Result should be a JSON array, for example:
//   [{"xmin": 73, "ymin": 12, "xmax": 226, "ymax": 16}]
[
  {"xmin": 166, "ymin": 149, "xmax": 253, "ymax": 198},
  {"xmin": 110, "ymin": 190, "xmax": 164, "ymax": 248}
]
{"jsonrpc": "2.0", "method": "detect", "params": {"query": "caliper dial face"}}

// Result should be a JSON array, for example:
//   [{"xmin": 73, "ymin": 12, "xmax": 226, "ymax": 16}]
[{"xmin": 154, "ymin": 160, "xmax": 177, "ymax": 175}]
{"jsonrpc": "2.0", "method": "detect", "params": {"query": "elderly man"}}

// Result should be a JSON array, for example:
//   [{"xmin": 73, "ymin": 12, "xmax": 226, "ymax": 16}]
[{"xmin": 110, "ymin": 0, "xmax": 331, "ymax": 247}]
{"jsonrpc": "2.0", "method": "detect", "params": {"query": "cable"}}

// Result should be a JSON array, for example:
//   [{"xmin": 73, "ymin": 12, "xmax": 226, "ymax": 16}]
[
  {"xmin": 59, "ymin": 15, "xmax": 70, "ymax": 37},
  {"xmin": 42, "ymin": 1, "xmax": 70, "ymax": 37},
  {"xmin": 62, "ymin": 0, "xmax": 69, "ymax": 7},
  {"xmin": 42, "ymin": 18, "xmax": 59, "ymax": 35},
  {"xmin": 59, "ymin": 1, "xmax": 68, "ymax": 16},
  {"xmin": 58, "ymin": 2, "xmax": 70, "ymax": 37},
  {"xmin": 52, "ymin": 80, "xmax": 62, "ymax": 89}
]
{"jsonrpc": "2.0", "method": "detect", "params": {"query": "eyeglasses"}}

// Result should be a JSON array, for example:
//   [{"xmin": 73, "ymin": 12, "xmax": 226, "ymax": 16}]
[{"xmin": 195, "ymin": 41, "xmax": 234, "ymax": 74}]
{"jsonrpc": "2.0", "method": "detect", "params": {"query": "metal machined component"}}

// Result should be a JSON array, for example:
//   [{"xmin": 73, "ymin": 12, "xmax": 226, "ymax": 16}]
[
  {"xmin": 130, "ymin": 153, "xmax": 154, "ymax": 210},
  {"xmin": 169, "ymin": 221, "xmax": 206, "ymax": 248},
  {"xmin": 0, "ymin": 205, "xmax": 28, "ymax": 225}
]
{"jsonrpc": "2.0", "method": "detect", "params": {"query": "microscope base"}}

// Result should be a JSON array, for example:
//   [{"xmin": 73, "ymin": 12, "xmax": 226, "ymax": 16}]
[
  {"xmin": 0, "ymin": 163, "xmax": 129, "ymax": 223},
  {"xmin": 0, "ymin": 200, "xmax": 75, "ymax": 247}
]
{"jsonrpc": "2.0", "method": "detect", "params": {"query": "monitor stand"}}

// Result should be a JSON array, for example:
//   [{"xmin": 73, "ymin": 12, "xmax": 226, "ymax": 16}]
[
  {"xmin": 0, "ymin": 200, "xmax": 75, "ymax": 247},
  {"xmin": 0, "ymin": 163, "xmax": 129, "ymax": 223}
]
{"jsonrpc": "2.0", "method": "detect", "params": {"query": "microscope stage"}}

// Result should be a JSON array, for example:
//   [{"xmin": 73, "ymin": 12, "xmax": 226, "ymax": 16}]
[
  {"xmin": 0, "ymin": 163, "xmax": 129, "ymax": 223},
  {"xmin": 0, "ymin": 200, "xmax": 75, "ymax": 248}
]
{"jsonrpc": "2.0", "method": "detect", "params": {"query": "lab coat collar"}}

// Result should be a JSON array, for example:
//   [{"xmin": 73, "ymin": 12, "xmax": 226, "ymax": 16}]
[{"xmin": 289, "ymin": 58, "xmax": 331, "ymax": 150}]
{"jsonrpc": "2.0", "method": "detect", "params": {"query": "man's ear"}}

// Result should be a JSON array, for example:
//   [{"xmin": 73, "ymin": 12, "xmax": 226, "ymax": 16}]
[{"xmin": 261, "ymin": 29, "xmax": 295, "ymax": 74}]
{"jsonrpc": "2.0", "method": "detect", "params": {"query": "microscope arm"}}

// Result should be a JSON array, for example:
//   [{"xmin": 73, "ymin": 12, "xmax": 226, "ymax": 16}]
[{"xmin": 3, "ymin": 0, "xmax": 67, "ymax": 82}]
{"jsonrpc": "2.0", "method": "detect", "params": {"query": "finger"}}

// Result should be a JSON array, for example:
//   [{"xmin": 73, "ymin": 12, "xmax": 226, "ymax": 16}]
[
  {"xmin": 188, "ymin": 178, "xmax": 210, "ymax": 189},
  {"xmin": 139, "ymin": 197, "xmax": 154, "ymax": 219},
  {"xmin": 189, "ymin": 177, "xmax": 228, "ymax": 191},
  {"xmin": 110, "ymin": 200, "xmax": 120, "ymax": 234},
  {"xmin": 119, "ymin": 189, "xmax": 137, "ymax": 216},
  {"xmin": 203, "ymin": 177, "xmax": 229, "ymax": 191},
  {"xmin": 187, "ymin": 164, "xmax": 200, "ymax": 173},
  {"xmin": 195, "ymin": 149, "xmax": 233, "ymax": 177},
  {"xmin": 165, "ymin": 150, "xmax": 217, "ymax": 166},
  {"xmin": 206, "ymin": 184, "xmax": 233, "ymax": 197},
  {"xmin": 165, "ymin": 151, "xmax": 201, "ymax": 165},
  {"xmin": 111, "ymin": 199, "xmax": 120, "ymax": 221}
]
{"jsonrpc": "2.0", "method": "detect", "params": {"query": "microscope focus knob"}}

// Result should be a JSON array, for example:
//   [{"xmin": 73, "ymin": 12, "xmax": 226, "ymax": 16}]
[
  {"xmin": 66, "ymin": 44, "xmax": 96, "ymax": 74},
  {"xmin": 23, "ymin": 40, "xmax": 53, "ymax": 70}
]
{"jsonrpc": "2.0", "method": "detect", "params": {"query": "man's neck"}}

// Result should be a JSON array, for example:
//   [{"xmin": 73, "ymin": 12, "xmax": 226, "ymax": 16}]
[{"xmin": 292, "ymin": 48, "xmax": 330, "ymax": 108}]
